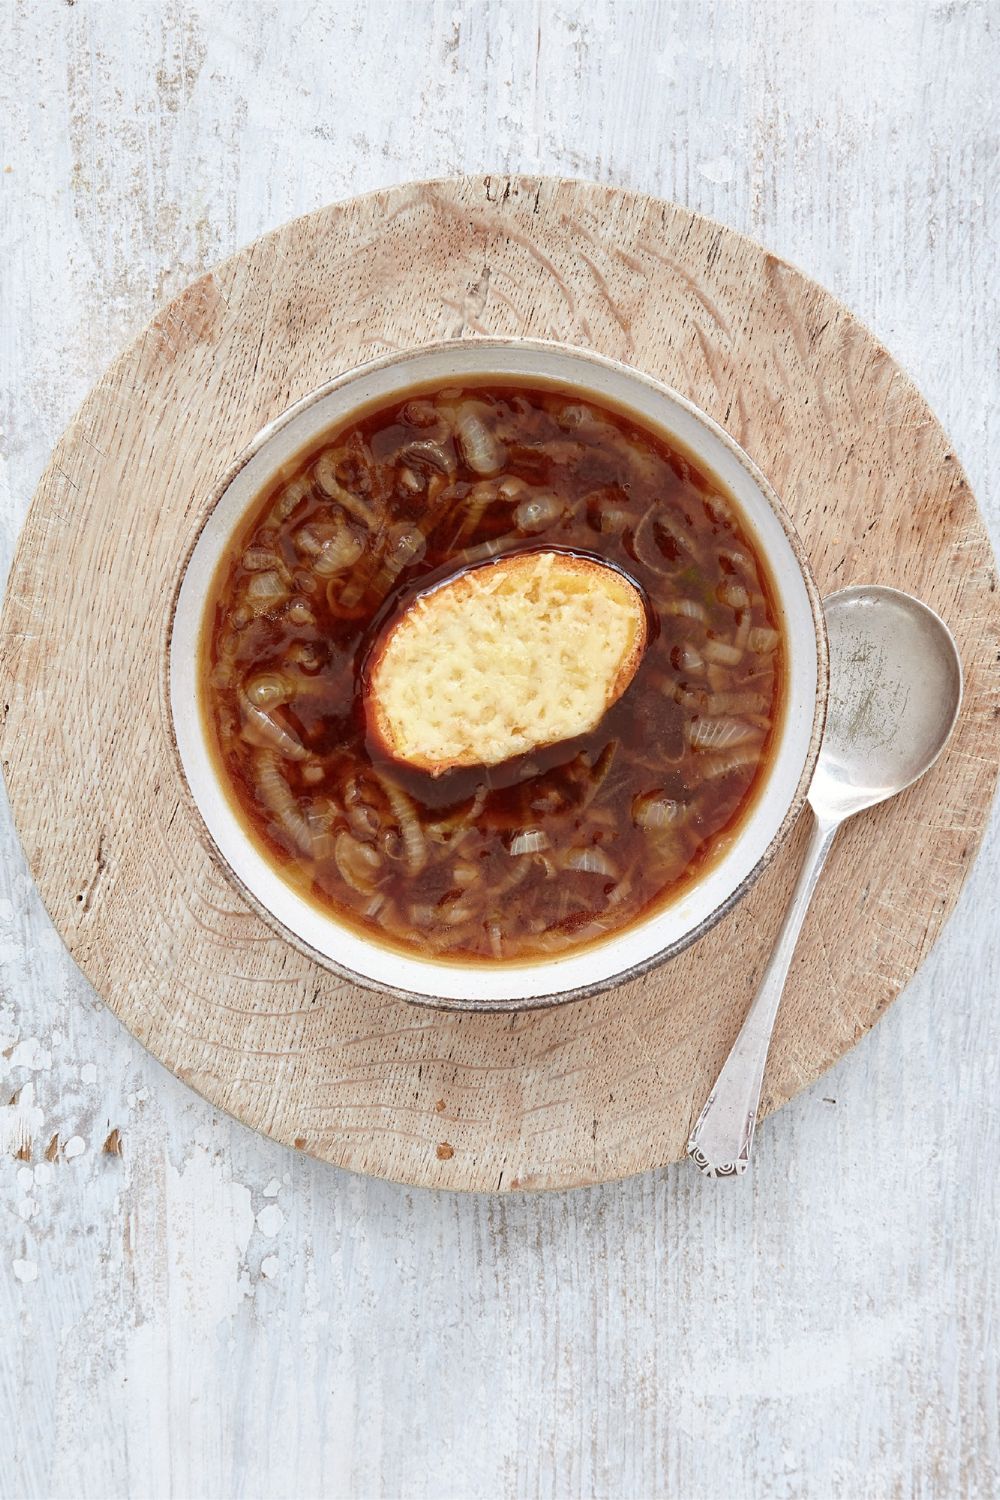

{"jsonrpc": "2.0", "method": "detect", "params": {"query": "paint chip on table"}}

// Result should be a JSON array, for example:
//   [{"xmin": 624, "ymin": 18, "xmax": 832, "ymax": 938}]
[
  {"xmin": 6, "ymin": 1036, "xmax": 51, "ymax": 1071},
  {"xmin": 13, "ymin": 1258, "xmax": 37, "ymax": 1283},
  {"xmin": 697, "ymin": 154, "xmax": 736, "ymax": 184},
  {"xmin": 256, "ymin": 1204, "xmax": 284, "ymax": 1237}
]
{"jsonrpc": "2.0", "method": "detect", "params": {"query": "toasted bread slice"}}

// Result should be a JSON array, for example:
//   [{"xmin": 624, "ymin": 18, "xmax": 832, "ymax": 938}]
[{"xmin": 366, "ymin": 550, "xmax": 647, "ymax": 775}]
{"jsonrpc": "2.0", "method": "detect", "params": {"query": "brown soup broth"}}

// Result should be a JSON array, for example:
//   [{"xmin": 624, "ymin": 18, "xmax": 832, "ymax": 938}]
[{"xmin": 201, "ymin": 383, "xmax": 785, "ymax": 962}]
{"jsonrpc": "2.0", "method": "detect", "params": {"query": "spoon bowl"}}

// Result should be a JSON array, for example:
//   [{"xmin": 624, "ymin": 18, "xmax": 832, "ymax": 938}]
[{"xmin": 811, "ymin": 586, "xmax": 964, "ymax": 820}]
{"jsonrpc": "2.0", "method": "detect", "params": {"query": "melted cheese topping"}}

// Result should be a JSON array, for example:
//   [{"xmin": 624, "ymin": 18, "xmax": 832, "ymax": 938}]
[{"xmin": 367, "ymin": 551, "xmax": 647, "ymax": 774}]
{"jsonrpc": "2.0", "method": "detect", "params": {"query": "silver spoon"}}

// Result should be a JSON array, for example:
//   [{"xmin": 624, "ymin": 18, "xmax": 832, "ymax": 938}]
[{"xmin": 687, "ymin": 585, "xmax": 963, "ymax": 1178}]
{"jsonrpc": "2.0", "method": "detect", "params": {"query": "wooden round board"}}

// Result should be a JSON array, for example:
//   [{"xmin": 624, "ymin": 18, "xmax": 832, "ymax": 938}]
[{"xmin": 2, "ymin": 176, "xmax": 997, "ymax": 1192}]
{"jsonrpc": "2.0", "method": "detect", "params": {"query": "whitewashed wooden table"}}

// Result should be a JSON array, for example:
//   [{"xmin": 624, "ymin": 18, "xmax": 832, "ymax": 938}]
[{"xmin": 2, "ymin": 4, "xmax": 997, "ymax": 1497}]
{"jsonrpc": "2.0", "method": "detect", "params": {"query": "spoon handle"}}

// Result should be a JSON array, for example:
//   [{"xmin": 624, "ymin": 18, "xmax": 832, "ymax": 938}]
[{"xmin": 687, "ymin": 810, "xmax": 840, "ymax": 1177}]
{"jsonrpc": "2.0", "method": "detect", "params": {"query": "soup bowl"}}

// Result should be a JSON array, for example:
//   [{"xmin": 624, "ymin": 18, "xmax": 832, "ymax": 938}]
[{"xmin": 168, "ymin": 338, "xmax": 827, "ymax": 1010}]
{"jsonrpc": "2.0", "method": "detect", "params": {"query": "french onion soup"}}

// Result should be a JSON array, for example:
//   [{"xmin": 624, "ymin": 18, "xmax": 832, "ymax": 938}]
[{"xmin": 200, "ymin": 383, "xmax": 785, "ymax": 962}]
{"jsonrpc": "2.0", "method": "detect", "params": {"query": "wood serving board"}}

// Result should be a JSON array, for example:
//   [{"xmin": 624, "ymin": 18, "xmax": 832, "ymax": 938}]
[{"xmin": 2, "ymin": 176, "xmax": 997, "ymax": 1192}]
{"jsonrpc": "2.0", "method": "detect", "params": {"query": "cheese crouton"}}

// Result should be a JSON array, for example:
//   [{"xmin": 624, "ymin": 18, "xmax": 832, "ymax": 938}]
[{"xmin": 366, "ymin": 550, "xmax": 647, "ymax": 775}]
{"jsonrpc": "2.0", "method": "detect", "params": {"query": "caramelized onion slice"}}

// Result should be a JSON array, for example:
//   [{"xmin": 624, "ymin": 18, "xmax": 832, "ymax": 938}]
[
  {"xmin": 514, "ymin": 493, "xmax": 564, "ymax": 534},
  {"xmin": 704, "ymin": 691, "xmax": 769, "ymax": 716},
  {"xmin": 748, "ymin": 626, "xmax": 780, "ymax": 654},
  {"xmin": 455, "ymin": 403, "xmax": 506, "ymax": 476},
  {"xmin": 244, "ymin": 672, "xmax": 292, "ymax": 709},
  {"xmin": 398, "ymin": 437, "xmax": 456, "ymax": 476},
  {"xmin": 565, "ymin": 846, "xmax": 618, "ymax": 877},
  {"xmin": 508, "ymin": 829, "xmax": 549, "ymax": 856},
  {"xmin": 243, "ymin": 570, "xmax": 288, "ymax": 616},
  {"xmin": 334, "ymin": 830, "xmax": 383, "ymax": 894},
  {"xmin": 697, "ymin": 743, "xmax": 766, "ymax": 780},
  {"xmin": 378, "ymin": 777, "xmax": 427, "ymax": 875},
  {"xmin": 687, "ymin": 717, "xmax": 762, "ymax": 751},
  {"xmin": 633, "ymin": 792, "xmax": 681, "ymax": 829},
  {"xmin": 703, "ymin": 638, "xmax": 743, "ymax": 666},
  {"xmin": 295, "ymin": 520, "xmax": 366, "ymax": 577},
  {"xmin": 254, "ymin": 751, "xmax": 313, "ymax": 852},
  {"xmin": 239, "ymin": 693, "xmax": 309, "ymax": 760},
  {"xmin": 661, "ymin": 597, "xmax": 708, "ymax": 623}
]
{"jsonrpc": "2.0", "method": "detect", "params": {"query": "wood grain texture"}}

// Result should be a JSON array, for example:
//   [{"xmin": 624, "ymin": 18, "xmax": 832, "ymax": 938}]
[
  {"xmin": 2, "ymin": 173, "xmax": 996, "ymax": 1195},
  {"xmin": 2, "ymin": 3, "xmax": 998, "ymax": 1498}
]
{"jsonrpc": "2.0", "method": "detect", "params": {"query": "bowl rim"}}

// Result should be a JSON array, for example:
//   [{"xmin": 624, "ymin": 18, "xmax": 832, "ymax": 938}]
[{"xmin": 164, "ymin": 335, "xmax": 829, "ymax": 1012}]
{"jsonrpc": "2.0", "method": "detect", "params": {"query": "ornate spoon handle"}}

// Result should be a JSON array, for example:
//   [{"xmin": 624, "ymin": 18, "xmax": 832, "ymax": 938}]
[{"xmin": 687, "ymin": 810, "xmax": 840, "ymax": 1177}]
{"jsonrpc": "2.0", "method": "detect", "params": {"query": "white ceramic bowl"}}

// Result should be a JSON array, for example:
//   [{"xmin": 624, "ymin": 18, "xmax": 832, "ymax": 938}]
[{"xmin": 169, "ymin": 339, "xmax": 827, "ymax": 1010}]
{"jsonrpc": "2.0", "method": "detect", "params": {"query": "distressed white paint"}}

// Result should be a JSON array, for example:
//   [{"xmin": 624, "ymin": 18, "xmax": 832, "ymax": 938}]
[{"xmin": 1, "ymin": 2, "xmax": 998, "ymax": 1496}]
